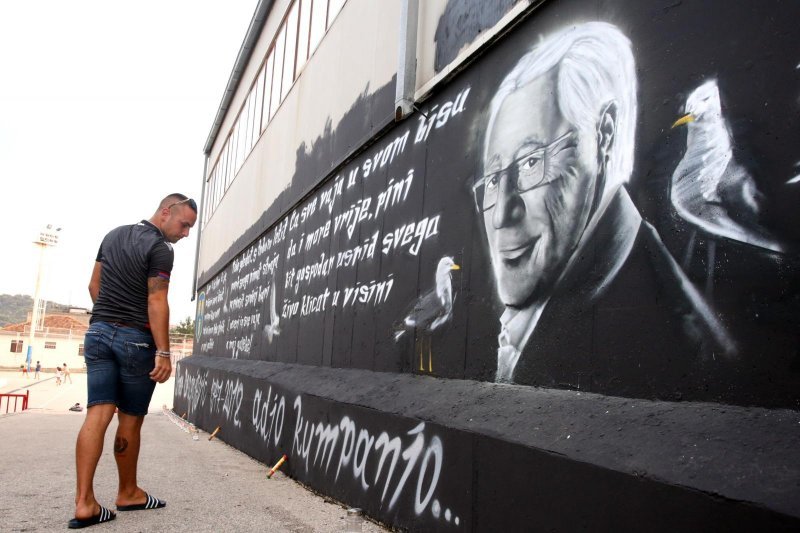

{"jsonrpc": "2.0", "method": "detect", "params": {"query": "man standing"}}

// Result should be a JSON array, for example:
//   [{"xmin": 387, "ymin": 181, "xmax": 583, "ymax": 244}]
[
  {"xmin": 475, "ymin": 22, "xmax": 734, "ymax": 396},
  {"xmin": 63, "ymin": 362, "xmax": 73, "ymax": 384},
  {"xmin": 70, "ymin": 194, "xmax": 196, "ymax": 529}
]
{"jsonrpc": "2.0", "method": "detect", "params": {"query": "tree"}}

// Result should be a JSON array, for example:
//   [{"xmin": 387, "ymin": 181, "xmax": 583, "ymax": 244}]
[{"xmin": 170, "ymin": 316, "xmax": 194, "ymax": 336}]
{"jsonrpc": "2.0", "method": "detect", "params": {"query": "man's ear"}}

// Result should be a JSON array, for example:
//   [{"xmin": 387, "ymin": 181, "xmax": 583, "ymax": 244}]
[{"xmin": 596, "ymin": 100, "xmax": 617, "ymax": 162}]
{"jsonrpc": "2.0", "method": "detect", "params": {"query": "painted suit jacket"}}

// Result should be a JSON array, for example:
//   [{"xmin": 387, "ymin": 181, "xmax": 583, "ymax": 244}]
[{"xmin": 508, "ymin": 187, "xmax": 736, "ymax": 401}]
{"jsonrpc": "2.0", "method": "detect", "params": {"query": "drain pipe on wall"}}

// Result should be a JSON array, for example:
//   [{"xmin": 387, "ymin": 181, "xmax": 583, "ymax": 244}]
[
  {"xmin": 395, "ymin": 0, "xmax": 419, "ymax": 121},
  {"xmin": 190, "ymin": 155, "xmax": 209, "ymax": 303}
]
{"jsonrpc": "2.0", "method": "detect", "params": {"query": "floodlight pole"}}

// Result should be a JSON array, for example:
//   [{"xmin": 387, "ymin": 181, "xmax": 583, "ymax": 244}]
[{"xmin": 26, "ymin": 225, "xmax": 60, "ymax": 371}]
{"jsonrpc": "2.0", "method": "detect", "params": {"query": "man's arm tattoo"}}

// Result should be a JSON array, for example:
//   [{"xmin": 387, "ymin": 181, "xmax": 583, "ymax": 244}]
[{"xmin": 147, "ymin": 277, "xmax": 170, "ymax": 294}]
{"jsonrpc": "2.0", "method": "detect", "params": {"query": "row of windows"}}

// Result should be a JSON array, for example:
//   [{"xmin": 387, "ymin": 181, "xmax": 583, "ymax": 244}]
[
  {"xmin": 203, "ymin": 0, "xmax": 347, "ymax": 225},
  {"xmin": 8, "ymin": 340, "xmax": 84, "ymax": 354}
]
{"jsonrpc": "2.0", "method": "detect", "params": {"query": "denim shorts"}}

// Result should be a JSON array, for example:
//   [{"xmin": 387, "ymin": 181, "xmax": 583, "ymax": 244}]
[{"xmin": 84, "ymin": 321, "xmax": 158, "ymax": 416}]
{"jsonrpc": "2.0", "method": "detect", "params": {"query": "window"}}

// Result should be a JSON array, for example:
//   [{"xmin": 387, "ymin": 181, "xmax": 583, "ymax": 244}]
[
  {"xmin": 264, "ymin": 50, "xmax": 276, "ymax": 121},
  {"xmin": 297, "ymin": 0, "xmax": 311, "ymax": 65},
  {"xmin": 309, "ymin": 0, "xmax": 327, "ymax": 53},
  {"xmin": 78, "ymin": 344, "xmax": 84, "ymax": 356},
  {"xmin": 218, "ymin": 139, "xmax": 233, "ymax": 189},
  {"xmin": 206, "ymin": 174, "xmax": 215, "ymax": 223},
  {"xmin": 247, "ymin": 89, "xmax": 259, "ymax": 152},
  {"xmin": 10, "ymin": 340, "xmax": 23, "ymax": 353},
  {"xmin": 282, "ymin": 2, "xmax": 300, "ymax": 101},
  {"xmin": 329, "ymin": 0, "xmax": 346, "ymax": 20},
  {"xmin": 271, "ymin": 26, "xmax": 286, "ymax": 118},
  {"xmin": 242, "ymin": 93, "xmax": 253, "ymax": 157},
  {"xmin": 235, "ymin": 112, "xmax": 246, "ymax": 174},
  {"xmin": 208, "ymin": 171, "xmax": 217, "ymax": 215},
  {"xmin": 260, "ymin": 58, "xmax": 272, "ymax": 134},
  {"xmin": 45, "ymin": 341, "xmax": 56, "ymax": 349},
  {"xmin": 212, "ymin": 168, "xmax": 220, "ymax": 209},
  {"xmin": 254, "ymin": 65, "xmax": 265, "ymax": 136},
  {"xmin": 204, "ymin": 0, "xmax": 349, "ymax": 223}
]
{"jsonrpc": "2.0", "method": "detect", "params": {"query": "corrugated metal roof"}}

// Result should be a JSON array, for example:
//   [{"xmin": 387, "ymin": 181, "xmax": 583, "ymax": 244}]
[{"xmin": 2, "ymin": 314, "xmax": 89, "ymax": 332}]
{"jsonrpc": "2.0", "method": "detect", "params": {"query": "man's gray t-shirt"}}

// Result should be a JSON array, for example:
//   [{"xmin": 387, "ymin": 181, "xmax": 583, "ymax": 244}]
[{"xmin": 90, "ymin": 220, "xmax": 174, "ymax": 331}]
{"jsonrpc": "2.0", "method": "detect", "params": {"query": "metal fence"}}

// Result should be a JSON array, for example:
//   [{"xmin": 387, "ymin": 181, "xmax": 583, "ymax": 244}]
[
  {"xmin": 0, "ymin": 391, "xmax": 29, "ymax": 413},
  {"xmin": 169, "ymin": 334, "xmax": 194, "ymax": 366}
]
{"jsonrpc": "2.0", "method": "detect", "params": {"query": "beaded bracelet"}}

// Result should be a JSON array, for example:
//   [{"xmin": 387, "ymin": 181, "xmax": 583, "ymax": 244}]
[{"xmin": 155, "ymin": 350, "xmax": 172, "ymax": 358}]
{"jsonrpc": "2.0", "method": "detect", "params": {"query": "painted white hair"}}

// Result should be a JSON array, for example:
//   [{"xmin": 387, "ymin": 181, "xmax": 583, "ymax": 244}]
[{"xmin": 485, "ymin": 22, "xmax": 637, "ymax": 195}]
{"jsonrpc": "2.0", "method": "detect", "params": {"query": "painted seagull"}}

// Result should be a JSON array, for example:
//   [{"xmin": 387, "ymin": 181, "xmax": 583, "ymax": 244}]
[
  {"xmin": 393, "ymin": 256, "xmax": 460, "ymax": 373},
  {"xmin": 788, "ymin": 162, "xmax": 800, "ymax": 185},
  {"xmin": 671, "ymin": 80, "xmax": 784, "ymax": 256},
  {"xmin": 787, "ymin": 63, "xmax": 800, "ymax": 184},
  {"xmin": 263, "ymin": 280, "xmax": 281, "ymax": 343},
  {"xmin": 672, "ymin": 80, "xmax": 783, "ymax": 252}
]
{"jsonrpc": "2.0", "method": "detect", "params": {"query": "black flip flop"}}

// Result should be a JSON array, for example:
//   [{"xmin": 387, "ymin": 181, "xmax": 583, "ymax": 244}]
[
  {"xmin": 116, "ymin": 493, "xmax": 166, "ymax": 511},
  {"xmin": 68, "ymin": 506, "xmax": 116, "ymax": 529}
]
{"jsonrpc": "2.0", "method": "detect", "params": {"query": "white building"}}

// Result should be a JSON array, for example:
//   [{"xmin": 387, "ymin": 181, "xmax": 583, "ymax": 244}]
[{"xmin": 1, "ymin": 311, "xmax": 89, "ymax": 371}]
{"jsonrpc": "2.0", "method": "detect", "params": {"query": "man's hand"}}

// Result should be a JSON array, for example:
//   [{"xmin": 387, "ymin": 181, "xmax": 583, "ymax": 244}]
[{"xmin": 150, "ymin": 356, "xmax": 172, "ymax": 383}]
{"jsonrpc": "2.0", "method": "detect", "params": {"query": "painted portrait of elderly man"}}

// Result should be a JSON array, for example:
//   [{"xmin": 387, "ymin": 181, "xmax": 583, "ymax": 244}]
[{"xmin": 475, "ymin": 22, "xmax": 735, "ymax": 397}]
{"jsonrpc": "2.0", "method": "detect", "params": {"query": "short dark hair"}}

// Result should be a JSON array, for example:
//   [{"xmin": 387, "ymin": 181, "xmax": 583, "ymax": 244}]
[{"xmin": 159, "ymin": 193, "xmax": 197, "ymax": 213}]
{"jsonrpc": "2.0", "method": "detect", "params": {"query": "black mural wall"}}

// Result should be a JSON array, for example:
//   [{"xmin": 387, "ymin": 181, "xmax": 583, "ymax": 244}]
[
  {"xmin": 173, "ymin": 357, "xmax": 799, "ymax": 531},
  {"xmin": 174, "ymin": 359, "xmax": 474, "ymax": 530},
  {"xmin": 182, "ymin": 2, "xmax": 800, "ymax": 528},
  {"xmin": 195, "ymin": 0, "xmax": 800, "ymax": 410}
]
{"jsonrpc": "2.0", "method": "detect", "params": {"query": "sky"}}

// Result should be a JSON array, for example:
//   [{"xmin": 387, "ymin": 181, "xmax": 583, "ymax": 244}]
[{"xmin": 0, "ymin": 0, "xmax": 258, "ymax": 324}]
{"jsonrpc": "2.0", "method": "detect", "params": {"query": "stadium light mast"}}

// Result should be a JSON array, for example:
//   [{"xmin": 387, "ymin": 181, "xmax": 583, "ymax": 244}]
[{"xmin": 26, "ymin": 224, "xmax": 60, "ymax": 371}]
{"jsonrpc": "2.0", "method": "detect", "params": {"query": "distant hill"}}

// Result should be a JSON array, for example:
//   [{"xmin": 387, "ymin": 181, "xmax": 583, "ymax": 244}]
[{"xmin": 0, "ymin": 294, "xmax": 72, "ymax": 327}]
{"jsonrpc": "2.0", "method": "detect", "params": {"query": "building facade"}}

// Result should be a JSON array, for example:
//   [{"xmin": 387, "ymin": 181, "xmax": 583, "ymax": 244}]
[
  {"xmin": 1, "ymin": 312, "xmax": 89, "ymax": 371},
  {"xmin": 176, "ymin": 1, "xmax": 800, "ymax": 530},
  {"xmin": 1, "ymin": 312, "xmax": 194, "ymax": 373}
]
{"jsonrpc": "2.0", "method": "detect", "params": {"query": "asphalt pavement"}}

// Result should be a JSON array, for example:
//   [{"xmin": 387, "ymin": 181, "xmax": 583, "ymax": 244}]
[{"xmin": 0, "ymin": 370, "xmax": 389, "ymax": 532}]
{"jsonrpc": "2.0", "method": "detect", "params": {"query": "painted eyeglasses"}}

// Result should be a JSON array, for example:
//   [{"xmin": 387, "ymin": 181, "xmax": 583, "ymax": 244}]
[{"xmin": 473, "ymin": 130, "xmax": 576, "ymax": 212}]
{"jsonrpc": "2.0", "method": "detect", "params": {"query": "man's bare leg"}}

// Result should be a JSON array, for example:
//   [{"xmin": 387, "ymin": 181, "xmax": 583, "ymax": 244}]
[
  {"xmin": 74, "ymin": 403, "xmax": 117, "ymax": 519},
  {"xmin": 114, "ymin": 412, "xmax": 148, "ymax": 506}
]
